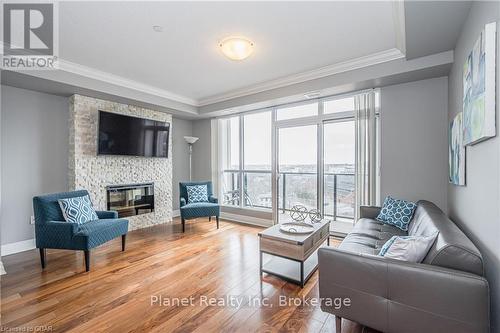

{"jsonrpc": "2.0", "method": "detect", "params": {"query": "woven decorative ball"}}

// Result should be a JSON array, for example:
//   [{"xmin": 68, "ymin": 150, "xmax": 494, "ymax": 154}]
[
  {"xmin": 290, "ymin": 205, "xmax": 308, "ymax": 222},
  {"xmin": 308, "ymin": 209, "xmax": 323, "ymax": 223}
]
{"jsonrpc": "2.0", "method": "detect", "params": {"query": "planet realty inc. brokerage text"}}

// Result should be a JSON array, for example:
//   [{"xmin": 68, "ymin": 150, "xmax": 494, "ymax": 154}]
[{"xmin": 151, "ymin": 295, "xmax": 351, "ymax": 309}]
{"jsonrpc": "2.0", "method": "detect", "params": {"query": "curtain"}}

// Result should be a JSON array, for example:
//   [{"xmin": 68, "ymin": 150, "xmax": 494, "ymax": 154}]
[{"xmin": 354, "ymin": 91, "xmax": 377, "ymax": 220}]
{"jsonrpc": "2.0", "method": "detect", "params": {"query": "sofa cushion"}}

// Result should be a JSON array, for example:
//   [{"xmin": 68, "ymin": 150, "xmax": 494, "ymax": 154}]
[
  {"xmin": 186, "ymin": 184, "xmax": 208, "ymax": 203},
  {"xmin": 339, "ymin": 218, "xmax": 407, "ymax": 255},
  {"xmin": 73, "ymin": 218, "xmax": 129, "ymax": 250},
  {"xmin": 376, "ymin": 196, "xmax": 417, "ymax": 231},
  {"xmin": 378, "ymin": 233, "xmax": 438, "ymax": 263},
  {"xmin": 180, "ymin": 202, "xmax": 220, "ymax": 219},
  {"xmin": 58, "ymin": 195, "xmax": 98, "ymax": 224}
]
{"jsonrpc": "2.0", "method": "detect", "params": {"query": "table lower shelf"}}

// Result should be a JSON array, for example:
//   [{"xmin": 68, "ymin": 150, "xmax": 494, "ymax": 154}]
[{"xmin": 260, "ymin": 248, "xmax": 321, "ymax": 287}]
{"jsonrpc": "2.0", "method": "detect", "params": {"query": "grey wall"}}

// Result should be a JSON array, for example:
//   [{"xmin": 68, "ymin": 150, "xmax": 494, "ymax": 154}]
[
  {"xmin": 192, "ymin": 119, "xmax": 213, "ymax": 182},
  {"xmin": 1, "ymin": 85, "xmax": 69, "ymax": 245},
  {"xmin": 447, "ymin": 2, "xmax": 500, "ymax": 332},
  {"xmin": 172, "ymin": 118, "xmax": 193, "ymax": 210},
  {"xmin": 380, "ymin": 77, "xmax": 449, "ymax": 211}
]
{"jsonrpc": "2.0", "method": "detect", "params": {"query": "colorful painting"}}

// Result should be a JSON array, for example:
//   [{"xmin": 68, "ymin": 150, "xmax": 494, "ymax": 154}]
[
  {"xmin": 449, "ymin": 112, "xmax": 465, "ymax": 186},
  {"xmin": 462, "ymin": 22, "xmax": 496, "ymax": 145}
]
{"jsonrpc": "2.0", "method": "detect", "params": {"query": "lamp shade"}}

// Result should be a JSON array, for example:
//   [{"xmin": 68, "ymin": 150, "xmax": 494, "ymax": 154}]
[{"xmin": 184, "ymin": 136, "xmax": 199, "ymax": 144}]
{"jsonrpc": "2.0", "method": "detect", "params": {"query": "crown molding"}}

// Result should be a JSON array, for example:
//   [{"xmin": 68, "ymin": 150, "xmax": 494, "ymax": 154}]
[
  {"xmin": 15, "ymin": 47, "xmax": 405, "ymax": 109},
  {"xmin": 58, "ymin": 59, "xmax": 199, "ymax": 106},
  {"xmin": 197, "ymin": 48, "xmax": 405, "ymax": 106}
]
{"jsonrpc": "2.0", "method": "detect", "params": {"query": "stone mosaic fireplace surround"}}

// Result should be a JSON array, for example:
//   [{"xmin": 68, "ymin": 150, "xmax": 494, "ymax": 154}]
[{"xmin": 69, "ymin": 94, "xmax": 173, "ymax": 230}]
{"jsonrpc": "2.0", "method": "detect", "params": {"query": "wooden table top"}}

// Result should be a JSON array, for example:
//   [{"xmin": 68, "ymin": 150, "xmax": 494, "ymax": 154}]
[{"xmin": 258, "ymin": 219, "xmax": 330, "ymax": 245}]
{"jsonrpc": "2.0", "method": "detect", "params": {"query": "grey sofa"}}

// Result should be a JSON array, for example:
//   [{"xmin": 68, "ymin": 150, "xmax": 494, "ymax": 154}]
[{"xmin": 318, "ymin": 200, "xmax": 489, "ymax": 333}]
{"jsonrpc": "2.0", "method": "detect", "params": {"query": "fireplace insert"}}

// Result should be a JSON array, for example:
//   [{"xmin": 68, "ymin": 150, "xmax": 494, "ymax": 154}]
[{"xmin": 106, "ymin": 183, "xmax": 154, "ymax": 218}]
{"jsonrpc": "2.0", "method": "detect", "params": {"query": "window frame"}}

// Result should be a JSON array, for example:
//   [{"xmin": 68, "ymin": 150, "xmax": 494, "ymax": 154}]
[
  {"xmin": 217, "ymin": 89, "xmax": 380, "ymax": 218},
  {"xmin": 219, "ymin": 109, "xmax": 273, "ymax": 211}
]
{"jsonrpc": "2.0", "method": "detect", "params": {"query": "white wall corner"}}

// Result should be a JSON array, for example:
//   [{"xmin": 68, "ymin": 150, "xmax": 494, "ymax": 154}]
[
  {"xmin": 1, "ymin": 239, "xmax": 36, "ymax": 257},
  {"xmin": 391, "ymin": 0, "xmax": 407, "ymax": 56}
]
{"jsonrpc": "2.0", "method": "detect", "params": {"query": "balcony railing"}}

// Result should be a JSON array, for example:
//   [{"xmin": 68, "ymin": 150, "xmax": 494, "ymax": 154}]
[{"xmin": 222, "ymin": 170, "xmax": 355, "ymax": 221}]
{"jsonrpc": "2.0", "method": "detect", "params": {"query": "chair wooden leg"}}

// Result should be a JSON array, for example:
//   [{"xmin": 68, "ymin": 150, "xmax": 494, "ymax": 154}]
[
  {"xmin": 335, "ymin": 316, "xmax": 342, "ymax": 333},
  {"xmin": 182, "ymin": 218, "xmax": 185, "ymax": 233},
  {"xmin": 84, "ymin": 250, "xmax": 90, "ymax": 272},
  {"xmin": 39, "ymin": 248, "xmax": 46, "ymax": 269},
  {"xmin": 209, "ymin": 216, "xmax": 211, "ymax": 222},
  {"xmin": 121, "ymin": 235, "xmax": 126, "ymax": 251},
  {"xmin": 216, "ymin": 216, "xmax": 219, "ymax": 229}
]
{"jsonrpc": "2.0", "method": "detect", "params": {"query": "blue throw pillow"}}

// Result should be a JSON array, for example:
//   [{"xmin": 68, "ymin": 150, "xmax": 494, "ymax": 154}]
[
  {"xmin": 376, "ymin": 196, "xmax": 417, "ymax": 231},
  {"xmin": 186, "ymin": 185, "xmax": 208, "ymax": 203},
  {"xmin": 58, "ymin": 195, "xmax": 99, "ymax": 224}
]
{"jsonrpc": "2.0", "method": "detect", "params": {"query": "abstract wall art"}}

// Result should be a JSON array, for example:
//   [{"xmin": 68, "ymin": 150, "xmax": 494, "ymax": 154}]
[
  {"xmin": 449, "ymin": 112, "xmax": 466, "ymax": 186},
  {"xmin": 462, "ymin": 22, "xmax": 496, "ymax": 145}
]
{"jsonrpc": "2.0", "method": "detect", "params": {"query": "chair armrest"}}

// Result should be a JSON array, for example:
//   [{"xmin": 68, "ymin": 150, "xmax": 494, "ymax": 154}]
[
  {"xmin": 37, "ymin": 220, "xmax": 78, "ymax": 238},
  {"xmin": 96, "ymin": 210, "xmax": 118, "ymax": 219},
  {"xmin": 318, "ymin": 247, "xmax": 490, "ymax": 333},
  {"xmin": 180, "ymin": 197, "xmax": 187, "ymax": 207},
  {"xmin": 35, "ymin": 221, "xmax": 79, "ymax": 250},
  {"xmin": 359, "ymin": 205, "xmax": 381, "ymax": 219},
  {"xmin": 208, "ymin": 196, "xmax": 218, "ymax": 204}
]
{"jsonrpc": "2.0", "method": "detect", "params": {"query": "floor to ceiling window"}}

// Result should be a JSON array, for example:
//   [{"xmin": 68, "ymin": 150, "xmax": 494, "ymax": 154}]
[
  {"xmin": 218, "ymin": 90, "xmax": 379, "ymax": 232},
  {"xmin": 243, "ymin": 111, "xmax": 272, "ymax": 208},
  {"xmin": 220, "ymin": 110, "xmax": 272, "ymax": 209}
]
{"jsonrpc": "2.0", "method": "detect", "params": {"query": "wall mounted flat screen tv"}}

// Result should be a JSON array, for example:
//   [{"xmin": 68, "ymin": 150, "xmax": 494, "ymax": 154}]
[{"xmin": 98, "ymin": 111, "xmax": 170, "ymax": 158}]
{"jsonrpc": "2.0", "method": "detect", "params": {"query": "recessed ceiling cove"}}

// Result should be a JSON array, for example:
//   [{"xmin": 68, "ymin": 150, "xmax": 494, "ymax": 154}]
[{"xmin": 57, "ymin": 1, "xmax": 403, "ymax": 104}]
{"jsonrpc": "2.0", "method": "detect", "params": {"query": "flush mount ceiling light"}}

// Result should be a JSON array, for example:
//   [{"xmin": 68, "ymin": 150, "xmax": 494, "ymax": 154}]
[{"xmin": 219, "ymin": 37, "xmax": 254, "ymax": 61}]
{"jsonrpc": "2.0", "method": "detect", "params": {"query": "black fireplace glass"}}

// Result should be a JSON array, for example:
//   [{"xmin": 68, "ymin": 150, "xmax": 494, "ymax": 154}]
[{"xmin": 106, "ymin": 183, "xmax": 154, "ymax": 218}]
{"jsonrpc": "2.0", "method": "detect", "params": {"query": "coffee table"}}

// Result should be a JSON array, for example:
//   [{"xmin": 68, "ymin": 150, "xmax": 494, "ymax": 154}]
[{"xmin": 258, "ymin": 219, "xmax": 330, "ymax": 287}]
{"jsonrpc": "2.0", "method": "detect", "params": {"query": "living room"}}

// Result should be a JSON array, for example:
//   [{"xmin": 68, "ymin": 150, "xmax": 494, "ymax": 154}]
[{"xmin": 0, "ymin": 1, "xmax": 498, "ymax": 332}]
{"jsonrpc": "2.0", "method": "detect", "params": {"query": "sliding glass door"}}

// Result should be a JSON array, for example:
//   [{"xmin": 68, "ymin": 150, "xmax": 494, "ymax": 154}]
[
  {"xmin": 323, "ymin": 120, "xmax": 356, "ymax": 232},
  {"xmin": 276, "ymin": 124, "xmax": 318, "ymax": 223},
  {"xmin": 272, "ymin": 96, "xmax": 359, "ymax": 232}
]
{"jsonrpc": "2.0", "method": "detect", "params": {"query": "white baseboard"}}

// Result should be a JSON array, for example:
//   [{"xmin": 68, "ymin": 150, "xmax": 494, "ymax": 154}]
[
  {"xmin": 220, "ymin": 212, "xmax": 272, "ymax": 228},
  {"xmin": 172, "ymin": 209, "xmax": 180, "ymax": 218},
  {"xmin": 1, "ymin": 239, "xmax": 36, "ymax": 256},
  {"xmin": 0, "ymin": 261, "xmax": 5, "ymax": 275}
]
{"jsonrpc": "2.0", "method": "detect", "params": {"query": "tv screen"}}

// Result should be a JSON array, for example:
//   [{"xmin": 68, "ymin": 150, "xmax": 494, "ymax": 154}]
[{"xmin": 98, "ymin": 111, "xmax": 170, "ymax": 158}]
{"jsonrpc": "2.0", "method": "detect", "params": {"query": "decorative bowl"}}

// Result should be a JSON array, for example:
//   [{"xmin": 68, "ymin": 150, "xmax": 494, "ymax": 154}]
[{"xmin": 279, "ymin": 222, "xmax": 314, "ymax": 234}]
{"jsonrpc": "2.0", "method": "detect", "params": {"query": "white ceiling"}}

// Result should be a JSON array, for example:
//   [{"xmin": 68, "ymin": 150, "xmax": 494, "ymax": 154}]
[{"xmin": 59, "ymin": 1, "xmax": 402, "ymax": 104}]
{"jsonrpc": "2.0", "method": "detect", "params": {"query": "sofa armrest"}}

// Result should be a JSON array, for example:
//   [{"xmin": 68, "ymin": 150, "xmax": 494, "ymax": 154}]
[
  {"xmin": 208, "ymin": 196, "xmax": 218, "ymax": 204},
  {"xmin": 359, "ymin": 205, "xmax": 381, "ymax": 219},
  {"xmin": 318, "ymin": 247, "xmax": 490, "ymax": 333},
  {"xmin": 96, "ymin": 210, "xmax": 118, "ymax": 219},
  {"xmin": 180, "ymin": 197, "xmax": 186, "ymax": 207}
]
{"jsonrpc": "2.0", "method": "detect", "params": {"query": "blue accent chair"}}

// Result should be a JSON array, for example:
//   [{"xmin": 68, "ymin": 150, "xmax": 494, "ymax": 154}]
[
  {"xmin": 179, "ymin": 181, "xmax": 220, "ymax": 232},
  {"xmin": 33, "ymin": 190, "xmax": 129, "ymax": 272}
]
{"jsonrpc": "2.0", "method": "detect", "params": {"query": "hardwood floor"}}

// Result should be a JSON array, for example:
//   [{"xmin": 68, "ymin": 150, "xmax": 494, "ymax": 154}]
[{"xmin": 1, "ymin": 218, "xmax": 378, "ymax": 333}]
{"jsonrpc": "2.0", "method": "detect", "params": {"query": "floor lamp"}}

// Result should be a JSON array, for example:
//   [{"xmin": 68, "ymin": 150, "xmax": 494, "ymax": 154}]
[{"xmin": 184, "ymin": 136, "xmax": 199, "ymax": 181}]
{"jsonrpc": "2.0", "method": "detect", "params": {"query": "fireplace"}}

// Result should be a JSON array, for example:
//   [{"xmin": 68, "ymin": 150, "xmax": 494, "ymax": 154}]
[{"xmin": 106, "ymin": 183, "xmax": 154, "ymax": 218}]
